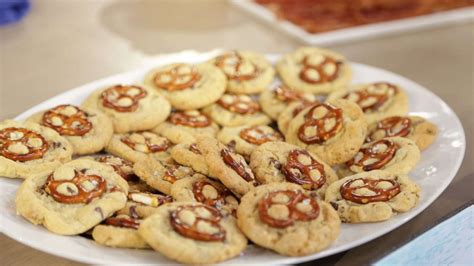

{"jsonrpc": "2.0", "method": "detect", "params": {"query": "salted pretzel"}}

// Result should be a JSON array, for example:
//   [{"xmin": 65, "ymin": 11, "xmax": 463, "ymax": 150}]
[
  {"xmin": 258, "ymin": 190, "xmax": 320, "ymax": 228},
  {"xmin": 0, "ymin": 127, "xmax": 49, "ymax": 162},
  {"xmin": 347, "ymin": 139, "xmax": 398, "ymax": 171},
  {"xmin": 367, "ymin": 116, "xmax": 412, "ymax": 142},
  {"xmin": 192, "ymin": 180, "xmax": 233, "ymax": 208},
  {"xmin": 239, "ymin": 126, "xmax": 283, "ymax": 145},
  {"xmin": 217, "ymin": 94, "xmax": 261, "ymax": 115},
  {"xmin": 154, "ymin": 64, "xmax": 201, "ymax": 91},
  {"xmin": 214, "ymin": 51, "xmax": 259, "ymax": 81},
  {"xmin": 220, "ymin": 147, "xmax": 256, "ymax": 184},
  {"xmin": 282, "ymin": 150, "xmax": 326, "ymax": 190},
  {"xmin": 340, "ymin": 178, "xmax": 401, "ymax": 204},
  {"xmin": 101, "ymin": 85, "xmax": 147, "ymax": 112},
  {"xmin": 45, "ymin": 169, "xmax": 106, "ymax": 204},
  {"xmin": 41, "ymin": 105, "xmax": 92, "ymax": 136},
  {"xmin": 274, "ymin": 85, "xmax": 310, "ymax": 102},
  {"xmin": 95, "ymin": 155, "xmax": 138, "ymax": 181},
  {"xmin": 298, "ymin": 103, "xmax": 343, "ymax": 144},
  {"xmin": 105, "ymin": 215, "xmax": 140, "ymax": 230},
  {"xmin": 343, "ymin": 82, "xmax": 397, "ymax": 112},
  {"xmin": 169, "ymin": 110, "xmax": 211, "ymax": 128},
  {"xmin": 299, "ymin": 54, "xmax": 341, "ymax": 84},
  {"xmin": 121, "ymin": 132, "xmax": 170, "ymax": 153},
  {"xmin": 170, "ymin": 205, "xmax": 226, "ymax": 241}
]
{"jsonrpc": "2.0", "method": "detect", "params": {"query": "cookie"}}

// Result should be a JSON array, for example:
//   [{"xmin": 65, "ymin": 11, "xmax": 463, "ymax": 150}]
[
  {"xmin": 144, "ymin": 63, "xmax": 226, "ymax": 110},
  {"xmin": 92, "ymin": 191, "xmax": 172, "ymax": 249},
  {"xmin": 217, "ymin": 125, "xmax": 283, "ymax": 161},
  {"xmin": 0, "ymin": 120, "xmax": 73, "ymax": 179},
  {"xmin": 27, "ymin": 104, "xmax": 113, "ymax": 155},
  {"xmin": 170, "ymin": 175, "xmax": 239, "ymax": 214},
  {"xmin": 277, "ymin": 100, "xmax": 316, "ymax": 137},
  {"xmin": 366, "ymin": 116, "xmax": 438, "ymax": 151},
  {"xmin": 203, "ymin": 94, "xmax": 271, "ymax": 127},
  {"xmin": 342, "ymin": 137, "xmax": 420, "ymax": 176},
  {"xmin": 82, "ymin": 84, "xmax": 171, "ymax": 133},
  {"xmin": 276, "ymin": 47, "xmax": 352, "ymax": 94},
  {"xmin": 133, "ymin": 156, "xmax": 205, "ymax": 195},
  {"xmin": 138, "ymin": 202, "xmax": 247, "ymax": 264},
  {"xmin": 170, "ymin": 143, "xmax": 209, "ymax": 175},
  {"xmin": 197, "ymin": 136, "xmax": 257, "ymax": 197},
  {"xmin": 286, "ymin": 100, "xmax": 367, "ymax": 166},
  {"xmin": 15, "ymin": 159, "xmax": 129, "ymax": 235},
  {"xmin": 210, "ymin": 50, "xmax": 275, "ymax": 94},
  {"xmin": 237, "ymin": 182, "xmax": 340, "ymax": 256},
  {"xmin": 250, "ymin": 141, "xmax": 339, "ymax": 197},
  {"xmin": 325, "ymin": 170, "xmax": 420, "ymax": 223},
  {"xmin": 105, "ymin": 131, "xmax": 172, "ymax": 163},
  {"xmin": 259, "ymin": 84, "xmax": 316, "ymax": 120},
  {"xmin": 326, "ymin": 82, "xmax": 409, "ymax": 123},
  {"xmin": 153, "ymin": 110, "xmax": 219, "ymax": 144}
]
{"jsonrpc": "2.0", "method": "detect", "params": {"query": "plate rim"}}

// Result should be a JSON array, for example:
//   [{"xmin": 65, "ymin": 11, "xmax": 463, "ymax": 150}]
[{"xmin": 0, "ymin": 52, "xmax": 466, "ymax": 265}]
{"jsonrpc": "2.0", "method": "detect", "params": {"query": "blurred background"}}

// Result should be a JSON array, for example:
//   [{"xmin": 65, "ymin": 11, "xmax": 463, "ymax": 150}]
[{"xmin": 0, "ymin": 0, "xmax": 473, "ymax": 265}]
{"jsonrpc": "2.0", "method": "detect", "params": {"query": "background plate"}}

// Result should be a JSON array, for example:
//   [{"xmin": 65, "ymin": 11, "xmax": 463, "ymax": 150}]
[
  {"xmin": 0, "ymin": 51, "xmax": 466, "ymax": 265},
  {"xmin": 231, "ymin": 0, "xmax": 474, "ymax": 45}
]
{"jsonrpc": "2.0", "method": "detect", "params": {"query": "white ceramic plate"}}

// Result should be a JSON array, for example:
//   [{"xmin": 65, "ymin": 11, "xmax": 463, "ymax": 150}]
[
  {"xmin": 231, "ymin": 0, "xmax": 474, "ymax": 45},
  {"xmin": 0, "ymin": 51, "xmax": 465, "ymax": 265}
]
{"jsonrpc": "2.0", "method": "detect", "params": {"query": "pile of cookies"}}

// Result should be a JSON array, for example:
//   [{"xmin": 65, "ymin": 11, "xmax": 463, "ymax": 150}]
[{"xmin": 0, "ymin": 47, "xmax": 438, "ymax": 264}]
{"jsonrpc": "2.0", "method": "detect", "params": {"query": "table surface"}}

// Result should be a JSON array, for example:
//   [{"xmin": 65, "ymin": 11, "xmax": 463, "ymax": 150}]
[{"xmin": 0, "ymin": 0, "xmax": 473, "ymax": 265}]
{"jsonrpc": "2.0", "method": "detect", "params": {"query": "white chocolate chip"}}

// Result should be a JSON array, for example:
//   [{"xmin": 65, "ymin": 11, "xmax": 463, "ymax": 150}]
[
  {"xmin": 359, "ymin": 97, "xmax": 378, "ymax": 108},
  {"xmin": 51, "ymin": 116, "xmax": 64, "ymax": 126},
  {"xmin": 272, "ymin": 193, "xmax": 290, "ymax": 204},
  {"xmin": 309, "ymin": 169, "xmax": 322, "ymax": 181},
  {"xmin": 312, "ymin": 106, "xmax": 328, "ymax": 119},
  {"xmin": 159, "ymin": 74, "xmax": 172, "ymax": 83},
  {"xmin": 185, "ymin": 110, "xmax": 200, "ymax": 116},
  {"xmin": 324, "ymin": 118, "xmax": 337, "ymax": 132},
  {"xmin": 80, "ymin": 179, "xmax": 97, "ymax": 192},
  {"xmin": 296, "ymin": 200, "xmax": 313, "ymax": 213},
  {"xmin": 27, "ymin": 137, "xmax": 43, "ymax": 148},
  {"xmin": 304, "ymin": 68, "xmax": 320, "ymax": 81},
  {"xmin": 323, "ymin": 63, "xmax": 336, "ymax": 76},
  {"xmin": 126, "ymin": 87, "xmax": 141, "ymax": 97},
  {"xmin": 363, "ymin": 158, "xmax": 381, "ymax": 166},
  {"xmin": 178, "ymin": 209, "xmax": 196, "ymax": 226},
  {"xmin": 297, "ymin": 154, "xmax": 312, "ymax": 165},
  {"xmin": 60, "ymin": 106, "xmax": 78, "ymax": 116},
  {"xmin": 56, "ymin": 182, "xmax": 79, "ymax": 196},
  {"xmin": 267, "ymin": 204, "xmax": 289, "ymax": 220},
  {"xmin": 7, "ymin": 143, "xmax": 29, "ymax": 155},
  {"xmin": 349, "ymin": 179, "xmax": 365, "ymax": 188},
  {"xmin": 53, "ymin": 166, "xmax": 76, "ymax": 181},
  {"xmin": 306, "ymin": 54, "xmax": 325, "ymax": 66},
  {"xmin": 304, "ymin": 126, "xmax": 317, "ymax": 137},
  {"xmin": 376, "ymin": 181, "xmax": 395, "ymax": 190},
  {"xmin": 117, "ymin": 97, "xmax": 133, "ymax": 107},
  {"xmin": 197, "ymin": 220, "xmax": 219, "ymax": 234},
  {"xmin": 221, "ymin": 95, "xmax": 234, "ymax": 104},
  {"xmin": 134, "ymin": 144, "xmax": 149, "ymax": 153},
  {"xmin": 354, "ymin": 187, "xmax": 377, "ymax": 196},
  {"xmin": 238, "ymin": 61, "xmax": 255, "ymax": 75},
  {"xmin": 239, "ymin": 95, "xmax": 252, "ymax": 102},
  {"xmin": 8, "ymin": 131, "xmax": 24, "ymax": 140},
  {"xmin": 177, "ymin": 65, "xmax": 191, "ymax": 75},
  {"xmin": 130, "ymin": 193, "xmax": 158, "ymax": 206},
  {"xmin": 201, "ymin": 185, "xmax": 218, "ymax": 200}
]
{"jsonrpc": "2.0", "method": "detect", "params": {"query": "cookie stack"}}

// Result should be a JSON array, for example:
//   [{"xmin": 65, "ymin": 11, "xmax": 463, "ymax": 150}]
[{"xmin": 0, "ymin": 47, "xmax": 438, "ymax": 264}]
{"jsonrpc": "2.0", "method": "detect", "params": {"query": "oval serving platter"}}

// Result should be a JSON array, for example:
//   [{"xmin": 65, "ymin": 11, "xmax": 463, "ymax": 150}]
[{"xmin": 0, "ymin": 50, "xmax": 465, "ymax": 265}]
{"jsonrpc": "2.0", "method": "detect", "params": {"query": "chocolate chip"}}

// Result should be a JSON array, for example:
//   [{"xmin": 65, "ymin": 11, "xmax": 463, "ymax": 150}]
[
  {"xmin": 226, "ymin": 140, "xmax": 236, "ymax": 152},
  {"xmin": 52, "ymin": 142, "xmax": 61, "ymax": 149},
  {"xmin": 330, "ymin": 201, "xmax": 339, "ymax": 210},
  {"xmin": 129, "ymin": 205, "xmax": 139, "ymax": 219},
  {"xmin": 95, "ymin": 207, "xmax": 104, "ymax": 219},
  {"xmin": 269, "ymin": 157, "xmax": 282, "ymax": 170}
]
